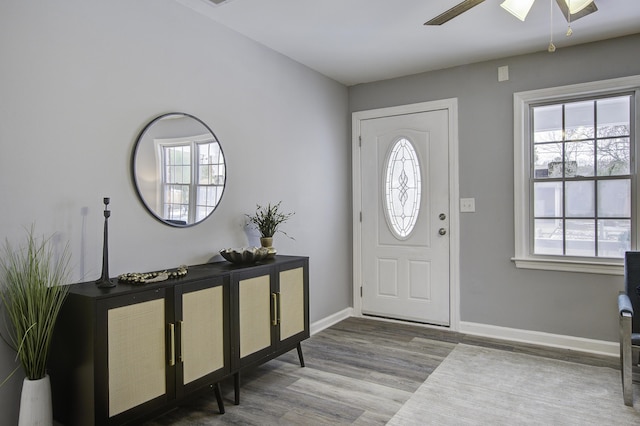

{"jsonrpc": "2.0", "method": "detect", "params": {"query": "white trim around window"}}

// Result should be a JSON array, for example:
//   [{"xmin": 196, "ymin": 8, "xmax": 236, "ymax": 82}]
[{"xmin": 512, "ymin": 75, "xmax": 640, "ymax": 275}]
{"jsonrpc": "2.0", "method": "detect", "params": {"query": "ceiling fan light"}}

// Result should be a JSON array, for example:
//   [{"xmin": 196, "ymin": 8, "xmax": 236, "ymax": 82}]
[
  {"xmin": 564, "ymin": 0, "xmax": 594, "ymax": 14},
  {"xmin": 500, "ymin": 0, "xmax": 536, "ymax": 21}
]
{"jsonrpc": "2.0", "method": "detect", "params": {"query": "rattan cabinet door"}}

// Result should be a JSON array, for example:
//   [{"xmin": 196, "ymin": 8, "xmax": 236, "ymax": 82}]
[
  {"xmin": 181, "ymin": 285, "xmax": 225, "ymax": 384},
  {"xmin": 107, "ymin": 298, "xmax": 167, "ymax": 417},
  {"xmin": 278, "ymin": 267, "xmax": 305, "ymax": 341},
  {"xmin": 238, "ymin": 273, "xmax": 273, "ymax": 360}
]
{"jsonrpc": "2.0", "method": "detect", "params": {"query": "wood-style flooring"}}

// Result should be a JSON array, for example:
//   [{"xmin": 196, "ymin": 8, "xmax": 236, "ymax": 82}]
[{"xmin": 143, "ymin": 317, "xmax": 621, "ymax": 425}]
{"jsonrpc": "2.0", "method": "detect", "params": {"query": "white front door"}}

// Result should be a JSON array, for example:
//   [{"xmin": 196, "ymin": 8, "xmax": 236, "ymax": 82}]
[{"xmin": 359, "ymin": 108, "xmax": 450, "ymax": 325}]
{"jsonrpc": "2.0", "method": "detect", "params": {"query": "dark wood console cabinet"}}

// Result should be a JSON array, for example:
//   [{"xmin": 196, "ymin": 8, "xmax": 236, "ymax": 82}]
[{"xmin": 49, "ymin": 256, "xmax": 309, "ymax": 426}]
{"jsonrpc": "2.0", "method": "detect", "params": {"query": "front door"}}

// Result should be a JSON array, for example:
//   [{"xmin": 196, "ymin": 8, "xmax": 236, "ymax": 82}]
[{"xmin": 360, "ymin": 108, "xmax": 450, "ymax": 325}]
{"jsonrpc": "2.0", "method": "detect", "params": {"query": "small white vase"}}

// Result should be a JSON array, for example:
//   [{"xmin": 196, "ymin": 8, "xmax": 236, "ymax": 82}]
[{"xmin": 18, "ymin": 374, "xmax": 52, "ymax": 426}]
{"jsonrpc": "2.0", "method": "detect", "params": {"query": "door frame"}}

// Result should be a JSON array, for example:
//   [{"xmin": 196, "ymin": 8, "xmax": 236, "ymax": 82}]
[{"xmin": 352, "ymin": 98, "xmax": 460, "ymax": 331}]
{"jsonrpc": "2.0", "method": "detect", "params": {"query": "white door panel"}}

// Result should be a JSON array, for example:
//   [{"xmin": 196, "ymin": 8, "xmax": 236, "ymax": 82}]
[{"xmin": 360, "ymin": 109, "xmax": 450, "ymax": 325}]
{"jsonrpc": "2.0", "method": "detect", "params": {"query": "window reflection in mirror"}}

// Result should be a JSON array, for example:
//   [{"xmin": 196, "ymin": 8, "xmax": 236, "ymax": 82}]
[{"xmin": 132, "ymin": 113, "xmax": 226, "ymax": 227}]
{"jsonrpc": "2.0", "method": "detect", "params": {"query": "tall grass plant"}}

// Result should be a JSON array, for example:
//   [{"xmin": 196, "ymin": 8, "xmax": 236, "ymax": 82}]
[{"xmin": 0, "ymin": 227, "xmax": 70, "ymax": 380}]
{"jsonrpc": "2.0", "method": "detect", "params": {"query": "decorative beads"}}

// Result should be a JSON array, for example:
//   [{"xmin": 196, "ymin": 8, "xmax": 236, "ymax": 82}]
[{"xmin": 118, "ymin": 265, "xmax": 188, "ymax": 285}]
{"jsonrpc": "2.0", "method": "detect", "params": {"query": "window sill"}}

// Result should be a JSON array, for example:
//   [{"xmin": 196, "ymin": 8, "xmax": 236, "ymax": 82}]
[{"xmin": 511, "ymin": 257, "xmax": 623, "ymax": 275}]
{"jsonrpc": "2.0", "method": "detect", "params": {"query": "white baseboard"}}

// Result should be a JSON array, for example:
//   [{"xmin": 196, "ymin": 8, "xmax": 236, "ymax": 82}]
[
  {"xmin": 309, "ymin": 312, "xmax": 619, "ymax": 358},
  {"xmin": 310, "ymin": 307, "xmax": 353, "ymax": 335},
  {"xmin": 459, "ymin": 321, "xmax": 619, "ymax": 357}
]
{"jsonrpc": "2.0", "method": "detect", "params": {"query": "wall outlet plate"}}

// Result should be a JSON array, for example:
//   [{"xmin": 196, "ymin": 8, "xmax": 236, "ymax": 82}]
[
  {"xmin": 498, "ymin": 65, "xmax": 509, "ymax": 82},
  {"xmin": 460, "ymin": 198, "xmax": 476, "ymax": 213}
]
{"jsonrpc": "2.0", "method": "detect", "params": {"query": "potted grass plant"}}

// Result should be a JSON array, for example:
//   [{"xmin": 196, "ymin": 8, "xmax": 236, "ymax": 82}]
[
  {"xmin": 246, "ymin": 201, "xmax": 294, "ymax": 249},
  {"xmin": 0, "ymin": 226, "xmax": 71, "ymax": 425}
]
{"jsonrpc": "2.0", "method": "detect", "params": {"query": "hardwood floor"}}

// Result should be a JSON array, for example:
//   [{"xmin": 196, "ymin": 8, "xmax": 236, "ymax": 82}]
[{"xmin": 143, "ymin": 317, "xmax": 621, "ymax": 425}]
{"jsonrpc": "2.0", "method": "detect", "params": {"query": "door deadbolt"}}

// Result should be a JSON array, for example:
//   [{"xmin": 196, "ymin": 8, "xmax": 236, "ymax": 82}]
[
  {"xmin": 438, "ymin": 228, "xmax": 447, "ymax": 236},
  {"xmin": 439, "ymin": 213, "xmax": 446, "ymax": 220}
]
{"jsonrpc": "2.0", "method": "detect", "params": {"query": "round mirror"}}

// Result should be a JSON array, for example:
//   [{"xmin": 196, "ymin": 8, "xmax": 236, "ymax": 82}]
[{"xmin": 132, "ymin": 113, "xmax": 226, "ymax": 227}]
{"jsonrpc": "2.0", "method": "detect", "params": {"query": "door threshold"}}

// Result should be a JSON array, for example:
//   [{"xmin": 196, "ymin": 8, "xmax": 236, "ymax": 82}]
[{"xmin": 362, "ymin": 313, "xmax": 450, "ymax": 329}]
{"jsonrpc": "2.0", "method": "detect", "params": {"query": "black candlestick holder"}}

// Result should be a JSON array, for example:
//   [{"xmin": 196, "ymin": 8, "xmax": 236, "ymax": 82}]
[{"xmin": 96, "ymin": 197, "xmax": 116, "ymax": 288}]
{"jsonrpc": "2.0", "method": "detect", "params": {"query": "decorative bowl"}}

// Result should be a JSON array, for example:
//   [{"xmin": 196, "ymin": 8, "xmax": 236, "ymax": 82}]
[{"xmin": 219, "ymin": 247, "xmax": 270, "ymax": 264}]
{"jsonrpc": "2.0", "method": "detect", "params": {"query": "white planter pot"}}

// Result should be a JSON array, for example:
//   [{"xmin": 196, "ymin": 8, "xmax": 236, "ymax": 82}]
[{"xmin": 18, "ymin": 374, "xmax": 52, "ymax": 426}]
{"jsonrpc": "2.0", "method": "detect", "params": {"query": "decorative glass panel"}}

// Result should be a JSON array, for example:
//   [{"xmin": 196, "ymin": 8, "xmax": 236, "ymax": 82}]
[{"xmin": 384, "ymin": 138, "xmax": 422, "ymax": 239}]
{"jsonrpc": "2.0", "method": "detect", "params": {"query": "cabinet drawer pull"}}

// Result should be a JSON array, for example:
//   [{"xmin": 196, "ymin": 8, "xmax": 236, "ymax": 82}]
[
  {"xmin": 178, "ymin": 321, "xmax": 184, "ymax": 363},
  {"xmin": 272, "ymin": 293, "xmax": 278, "ymax": 326},
  {"xmin": 169, "ymin": 323, "xmax": 175, "ymax": 366},
  {"xmin": 276, "ymin": 292, "xmax": 281, "ymax": 325}
]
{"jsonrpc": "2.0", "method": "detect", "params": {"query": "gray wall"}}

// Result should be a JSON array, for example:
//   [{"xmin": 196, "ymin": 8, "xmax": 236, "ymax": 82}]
[
  {"xmin": 0, "ymin": 1, "xmax": 350, "ymax": 423},
  {"xmin": 350, "ymin": 33, "xmax": 640, "ymax": 343}
]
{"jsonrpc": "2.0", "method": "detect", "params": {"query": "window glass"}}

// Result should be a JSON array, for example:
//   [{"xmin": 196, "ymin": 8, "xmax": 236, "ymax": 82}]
[
  {"xmin": 598, "ymin": 219, "xmax": 631, "ymax": 257},
  {"xmin": 565, "ymin": 141, "xmax": 594, "ymax": 177},
  {"xmin": 597, "ymin": 138, "xmax": 630, "ymax": 176},
  {"xmin": 597, "ymin": 96, "xmax": 630, "ymax": 138},
  {"xmin": 533, "ymin": 182, "xmax": 563, "ymax": 217},
  {"xmin": 565, "ymin": 181, "xmax": 594, "ymax": 217},
  {"xmin": 534, "ymin": 142, "xmax": 563, "ymax": 178},
  {"xmin": 384, "ymin": 138, "xmax": 421, "ymax": 239},
  {"xmin": 565, "ymin": 219, "xmax": 595, "ymax": 257},
  {"xmin": 534, "ymin": 219, "xmax": 563, "ymax": 255},
  {"xmin": 530, "ymin": 94, "xmax": 633, "ymax": 259},
  {"xmin": 565, "ymin": 100, "xmax": 594, "ymax": 140},
  {"xmin": 160, "ymin": 139, "xmax": 225, "ymax": 224},
  {"xmin": 533, "ymin": 104, "xmax": 563, "ymax": 142},
  {"xmin": 598, "ymin": 179, "xmax": 631, "ymax": 217}
]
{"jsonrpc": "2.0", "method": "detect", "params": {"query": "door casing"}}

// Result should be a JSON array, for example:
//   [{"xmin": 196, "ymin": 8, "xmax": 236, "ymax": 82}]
[{"xmin": 352, "ymin": 99, "xmax": 460, "ymax": 331}]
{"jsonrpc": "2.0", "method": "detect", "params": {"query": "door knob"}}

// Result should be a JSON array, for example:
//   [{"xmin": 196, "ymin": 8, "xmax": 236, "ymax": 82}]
[{"xmin": 438, "ymin": 228, "xmax": 447, "ymax": 236}]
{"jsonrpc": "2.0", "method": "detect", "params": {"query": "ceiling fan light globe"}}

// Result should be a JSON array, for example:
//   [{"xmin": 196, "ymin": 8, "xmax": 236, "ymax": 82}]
[
  {"xmin": 500, "ymin": 0, "xmax": 536, "ymax": 21},
  {"xmin": 565, "ymin": 0, "xmax": 594, "ymax": 14}
]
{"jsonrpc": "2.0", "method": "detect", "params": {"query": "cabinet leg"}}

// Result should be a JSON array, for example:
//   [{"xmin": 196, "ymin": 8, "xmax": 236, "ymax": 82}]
[
  {"xmin": 234, "ymin": 372, "xmax": 240, "ymax": 405},
  {"xmin": 214, "ymin": 382, "xmax": 225, "ymax": 414},
  {"xmin": 296, "ymin": 342, "xmax": 305, "ymax": 367}
]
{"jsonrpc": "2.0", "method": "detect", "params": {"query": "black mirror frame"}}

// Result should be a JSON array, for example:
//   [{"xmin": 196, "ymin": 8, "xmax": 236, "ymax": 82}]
[{"xmin": 131, "ymin": 112, "xmax": 227, "ymax": 228}]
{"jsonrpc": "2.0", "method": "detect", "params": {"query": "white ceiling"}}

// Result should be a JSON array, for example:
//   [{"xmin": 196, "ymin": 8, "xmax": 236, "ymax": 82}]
[{"xmin": 176, "ymin": 0, "xmax": 640, "ymax": 86}]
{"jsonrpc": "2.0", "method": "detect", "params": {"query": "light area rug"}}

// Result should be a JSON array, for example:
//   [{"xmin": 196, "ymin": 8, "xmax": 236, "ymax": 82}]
[{"xmin": 388, "ymin": 344, "xmax": 640, "ymax": 425}]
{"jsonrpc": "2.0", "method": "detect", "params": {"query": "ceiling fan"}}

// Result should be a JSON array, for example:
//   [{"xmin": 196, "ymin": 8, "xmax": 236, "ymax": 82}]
[{"xmin": 424, "ymin": 0, "xmax": 597, "ymax": 26}]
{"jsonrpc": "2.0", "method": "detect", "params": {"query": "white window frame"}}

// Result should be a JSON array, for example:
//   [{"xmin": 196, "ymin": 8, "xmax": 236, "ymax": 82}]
[{"xmin": 513, "ymin": 75, "xmax": 640, "ymax": 275}]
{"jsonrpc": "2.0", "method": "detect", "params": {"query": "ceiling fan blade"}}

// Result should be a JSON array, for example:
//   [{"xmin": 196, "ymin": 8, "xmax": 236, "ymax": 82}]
[
  {"xmin": 424, "ymin": 0, "xmax": 486, "ymax": 26},
  {"xmin": 555, "ymin": 0, "xmax": 598, "ymax": 21}
]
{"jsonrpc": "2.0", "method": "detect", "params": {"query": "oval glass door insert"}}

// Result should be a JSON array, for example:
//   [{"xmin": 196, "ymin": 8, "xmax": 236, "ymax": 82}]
[{"xmin": 384, "ymin": 137, "xmax": 422, "ymax": 239}]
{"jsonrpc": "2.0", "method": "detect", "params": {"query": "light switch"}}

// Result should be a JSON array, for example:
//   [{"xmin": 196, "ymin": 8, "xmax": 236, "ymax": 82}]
[{"xmin": 460, "ymin": 198, "xmax": 476, "ymax": 213}]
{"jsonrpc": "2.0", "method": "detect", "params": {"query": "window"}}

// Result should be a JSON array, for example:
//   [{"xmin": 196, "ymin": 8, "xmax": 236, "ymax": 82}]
[
  {"xmin": 163, "ymin": 144, "xmax": 191, "ymax": 223},
  {"xmin": 158, "ymin": 135, "xmax": 225, "ymax": 225},
  {"xmin": 384, "ymin": 137, "xmax": 422, "ymax": 239},
  {"xmin": 513, "ymin": 76, "xmax": 640, "ymax": 274}
]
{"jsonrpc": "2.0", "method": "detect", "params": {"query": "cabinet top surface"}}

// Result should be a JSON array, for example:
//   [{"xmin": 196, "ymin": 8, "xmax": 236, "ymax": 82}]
[{"xmin": 68, "ymin": 255, "xmax": 308, "ymax": 299}]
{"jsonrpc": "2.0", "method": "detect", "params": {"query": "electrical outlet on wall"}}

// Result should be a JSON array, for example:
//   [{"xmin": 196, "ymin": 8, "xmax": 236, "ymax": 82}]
[{"xmin": 460, "ymin": 198, "xmax": 476, "ymax": 213}]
